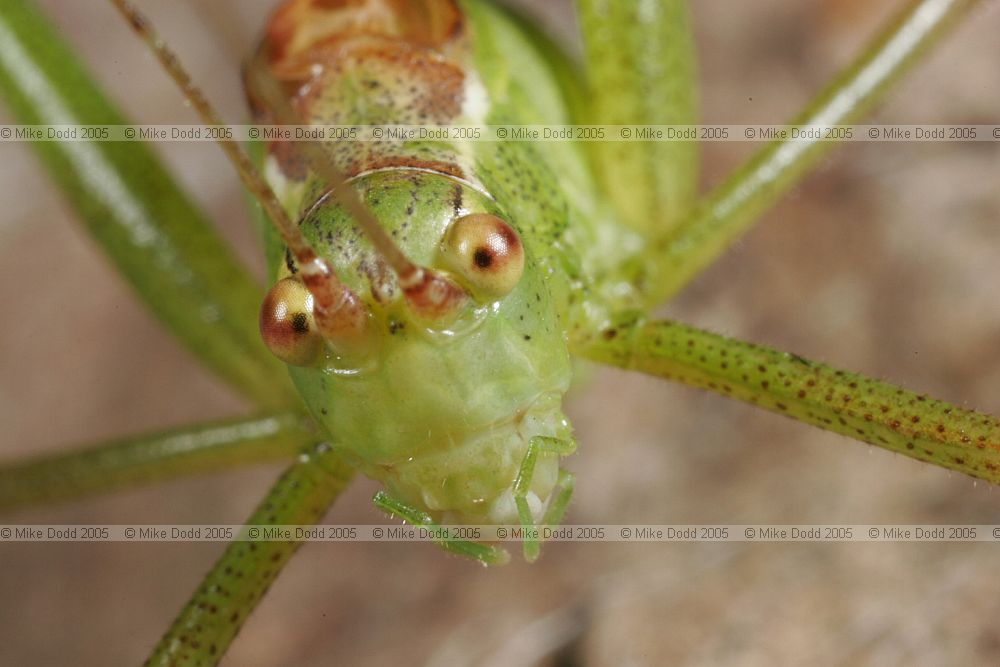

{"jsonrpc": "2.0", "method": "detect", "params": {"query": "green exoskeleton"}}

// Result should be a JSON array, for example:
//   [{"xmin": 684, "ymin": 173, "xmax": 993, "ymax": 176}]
[
  {"xmin": 245, "ymin": 0, "xmax": 699, "ymax": 562},
  {"xmin": 0, "ymin": 0, "xmax": 994, "ymax": 663},
  {"xmin": 248, "ymin": 0, "xmax": 598, "ymax": 563}
]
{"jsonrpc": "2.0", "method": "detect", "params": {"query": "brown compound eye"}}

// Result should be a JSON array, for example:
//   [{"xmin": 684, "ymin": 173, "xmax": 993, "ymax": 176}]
[
  {"xmin": 441, "ymin": 213, "xmax": 525, "ymax": 300},
  {"xmin": 260, "ymin": 277, "xmax": 324, "ymax": 366}
]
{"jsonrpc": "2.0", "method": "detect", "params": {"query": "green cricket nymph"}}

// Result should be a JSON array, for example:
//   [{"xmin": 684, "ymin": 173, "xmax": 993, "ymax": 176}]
[{"xmin": 253, "ymin": 0, "xmax": 598, "ymax": 563}]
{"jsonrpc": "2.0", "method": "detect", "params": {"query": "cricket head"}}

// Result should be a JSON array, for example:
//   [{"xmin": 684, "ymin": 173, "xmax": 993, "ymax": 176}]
[{"xmin": 259, "ymin": 170, "xmax": 575, "ymax": 525}]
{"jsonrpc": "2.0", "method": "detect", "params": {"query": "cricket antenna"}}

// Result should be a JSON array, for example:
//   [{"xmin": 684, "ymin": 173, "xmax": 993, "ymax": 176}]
[
  {"xmin": 244, "ymin": 52, "xmax": 468, "ymax": 321},
  {"xmin": 107, "ymin": 0, "xmax": 370, "ymax": 354}
]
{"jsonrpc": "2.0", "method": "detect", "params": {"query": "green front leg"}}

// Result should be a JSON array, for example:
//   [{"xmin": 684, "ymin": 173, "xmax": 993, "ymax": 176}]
[
  {"xmin": 0, "ymin": 412, "xmax": 315, "ymax": 512},
  {"xmin": 576, "ymin": 0, "xmax": 699, "ymax": 234},
  {"xmin": 145, "ymin": 444, "xmax": 354, "ymax": 667},
  {"xmin": 578, "ymin": 316, "xmax": 1000, "ymax": 482}
]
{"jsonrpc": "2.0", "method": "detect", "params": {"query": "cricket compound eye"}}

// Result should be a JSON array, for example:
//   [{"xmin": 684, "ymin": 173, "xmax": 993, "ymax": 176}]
[
  {"xmin": 441, "ymin": 213, "xmax": 525, "ymax": 300},
  {"xmin": 260, "ymin": 277, "xmax": 324, "ymax": 366}
]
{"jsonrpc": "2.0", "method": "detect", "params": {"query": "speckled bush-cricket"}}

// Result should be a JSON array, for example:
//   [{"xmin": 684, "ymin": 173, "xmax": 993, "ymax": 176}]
[{"xmin": 0, "ymin": 0, "xmax": 994, "ymax": 664}]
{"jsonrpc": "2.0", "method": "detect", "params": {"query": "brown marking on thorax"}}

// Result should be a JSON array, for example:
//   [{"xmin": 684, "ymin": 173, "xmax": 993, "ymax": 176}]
[
  {"xmin": 252, "ymin": 0, "xmax": 470, "ymax": 182},
  {"xmin": 266, "ymin": 0, "xmax": 465, "ymax": 73}
]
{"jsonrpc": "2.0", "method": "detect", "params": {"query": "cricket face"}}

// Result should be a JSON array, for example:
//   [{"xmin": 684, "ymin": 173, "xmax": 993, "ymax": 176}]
[{"xmin": 259, "ymin": 170, "xmax": 575, "ymax": 520}]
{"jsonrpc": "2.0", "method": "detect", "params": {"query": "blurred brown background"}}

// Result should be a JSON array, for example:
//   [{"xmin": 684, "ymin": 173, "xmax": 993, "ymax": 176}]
[{"xmin": 1, "ymin": 1, "xmax": 999, "ymax": 665}]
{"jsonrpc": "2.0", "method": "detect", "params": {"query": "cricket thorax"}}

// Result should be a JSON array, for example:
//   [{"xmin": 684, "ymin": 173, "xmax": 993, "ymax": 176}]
[{"xmin": 254, "ymin": 0, "xmax": 478, "ymax": 185}]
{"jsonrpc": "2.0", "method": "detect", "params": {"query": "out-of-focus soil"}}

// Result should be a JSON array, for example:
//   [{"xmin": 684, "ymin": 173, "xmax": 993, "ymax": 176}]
[{"xmin": 1, "ymin": 1, "xmax": 998, "ymax": 665}]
